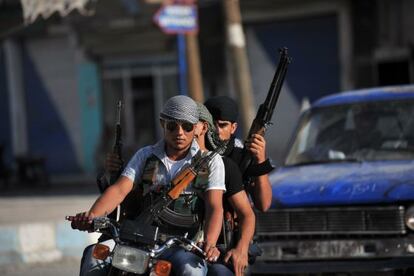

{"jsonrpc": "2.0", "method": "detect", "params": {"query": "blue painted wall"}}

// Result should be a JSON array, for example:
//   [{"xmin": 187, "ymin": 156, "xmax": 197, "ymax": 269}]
[
  {"xmin": 78, "ymin": 62, "xmax": 103, "ymax": 173},
  {"xmin": 22, "ymin": 46, "xmax": 80, "ymax": 174},
  {"xmin": 250, "ymin": 14, "xmax": 340, "ymax": 102}
]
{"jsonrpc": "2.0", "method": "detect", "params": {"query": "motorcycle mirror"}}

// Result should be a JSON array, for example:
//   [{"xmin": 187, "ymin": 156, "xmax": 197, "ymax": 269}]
[{"xmin": 92, "ymin": 244, "xmax": 111, "ymax": 260}]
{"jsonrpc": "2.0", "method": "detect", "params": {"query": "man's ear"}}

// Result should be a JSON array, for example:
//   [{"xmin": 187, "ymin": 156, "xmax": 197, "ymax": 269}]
[
  {"xmin": 230, "ymin": 122, "xmax": 238, "ymax": 135},
  {"xmin": 159, "ymin": 119, "xmax": 165, "ymax": 129},
  {"xmin": 202, "ymin": 122, "xmax": 209, "ymax": 135},
  {"xmin": 194, "ymin": 122, "xmax": 202, "ymax": 137}
]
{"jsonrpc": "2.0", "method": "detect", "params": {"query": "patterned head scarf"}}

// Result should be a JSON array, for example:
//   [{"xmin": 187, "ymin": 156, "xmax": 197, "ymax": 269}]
[
  {"xmin": 197, "ymin": 102, "xmax": 216, "ymax": 131},
  {"xmin": 197, "ymin": 103, "xmax": 227, "ymax": 153},
  {"xmin": 160, "ymin": 95, "xmax": 199, "ymax": 124}
]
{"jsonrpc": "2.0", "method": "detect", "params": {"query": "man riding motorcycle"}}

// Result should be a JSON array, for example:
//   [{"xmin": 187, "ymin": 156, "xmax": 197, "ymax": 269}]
[{"xmin": 68, "ymin": 95, "xmax": 225, "ymax": 276}]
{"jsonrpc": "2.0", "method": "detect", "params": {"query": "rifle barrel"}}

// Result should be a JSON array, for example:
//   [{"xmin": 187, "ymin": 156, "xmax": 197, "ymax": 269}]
[
  {"xmin": 239, "ymin": 47, "xmax": 291, "ymax": 176},
  {"xmin": 116, "ymin": 100, "xmax": 122, "ymax": 125},
  {"xmin": 265, "ymin": 48, "xmax": 291, "ymax": 122}
]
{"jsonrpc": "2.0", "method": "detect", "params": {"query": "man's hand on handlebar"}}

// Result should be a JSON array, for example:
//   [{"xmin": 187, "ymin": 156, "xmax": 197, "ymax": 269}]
[
  {"xmin": 203, "ymin": 243, "xmax": 221, "ymax": 263},
  {"xmin": 65, "ymin": 211, "xmax": 95, "ymax": 232}
]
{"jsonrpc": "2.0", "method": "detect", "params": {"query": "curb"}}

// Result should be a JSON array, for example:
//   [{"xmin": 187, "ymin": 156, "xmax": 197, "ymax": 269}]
[{"xmin": 0, "ymin": 220, "xmax": 99, "ymax": 265}]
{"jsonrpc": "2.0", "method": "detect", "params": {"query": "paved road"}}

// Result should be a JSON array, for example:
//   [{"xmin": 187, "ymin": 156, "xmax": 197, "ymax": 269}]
[
  {"xmin": 0, "ymin": 183, "xmax": 98, "ymax": 223},
  {"xmin": 0, "ymin": 257, "xmax": 80, "ymax": 276},
  {"xmin": 0, "ymin": 183, "xmax": 100, "ymax": 266},
  {"xmin": 0, "ymin": 194, "xmax": 97, "ymax": 225}
]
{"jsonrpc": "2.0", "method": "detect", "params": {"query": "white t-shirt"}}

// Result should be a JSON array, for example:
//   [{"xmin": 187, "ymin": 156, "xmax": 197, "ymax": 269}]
[
  {"xmin": 162, "ymin": 156, "xmax": 188, "ymax": 179},
  {"xmin": 122, "ymin": 140, "xmax": 225, "ymax": 195}
]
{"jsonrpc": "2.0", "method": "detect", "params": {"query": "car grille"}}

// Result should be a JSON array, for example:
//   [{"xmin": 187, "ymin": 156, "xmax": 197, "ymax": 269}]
[{"xmin": 256, "ymin": 205, "xmax": 406, "ymax": 236}]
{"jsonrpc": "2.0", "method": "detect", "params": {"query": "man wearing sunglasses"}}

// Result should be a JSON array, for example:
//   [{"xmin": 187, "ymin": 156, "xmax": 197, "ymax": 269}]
[{"xmin": 70, "ymin": 95, "xmax": 226, "ymax": 276}]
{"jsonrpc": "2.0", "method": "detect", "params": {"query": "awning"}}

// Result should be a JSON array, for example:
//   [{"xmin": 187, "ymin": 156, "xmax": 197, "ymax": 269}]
[{"xmin": 20, "ymin": 0, "xmax": 96, "ymax": 24}]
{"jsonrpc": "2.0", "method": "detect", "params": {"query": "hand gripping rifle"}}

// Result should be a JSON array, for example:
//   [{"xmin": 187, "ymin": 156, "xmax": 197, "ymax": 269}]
[{"xmin": 239, "ymin": 47, "xmax": 291, "ymax": 177}]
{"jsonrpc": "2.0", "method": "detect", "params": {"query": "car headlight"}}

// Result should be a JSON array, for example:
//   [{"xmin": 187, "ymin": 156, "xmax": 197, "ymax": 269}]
[
  {"xmin": 112, "ymin": 245, "xmax": 150, "ymax": 274},
  {"xmin": 405, "ymin": 206, "xmax": 414, "ymax": 231}
]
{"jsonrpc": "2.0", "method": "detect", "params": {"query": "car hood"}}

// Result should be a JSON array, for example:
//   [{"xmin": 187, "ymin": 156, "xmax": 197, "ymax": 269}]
[{"xmin": 270, "ymin": 160, "xmax": 414, "ymax": 207}]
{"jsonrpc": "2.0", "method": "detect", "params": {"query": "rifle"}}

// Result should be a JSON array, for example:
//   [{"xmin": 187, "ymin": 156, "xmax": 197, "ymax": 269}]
[
  {"xmin": 239, "ymin": 47, "xmax": 291, "ymax": 176},
  {"xmin": 110, "ymin": 100, "xmax": 123, "ymax": 184},
  {"xmin": 99, "ymin": 100, "xmax": 127, "ymax": 222}
]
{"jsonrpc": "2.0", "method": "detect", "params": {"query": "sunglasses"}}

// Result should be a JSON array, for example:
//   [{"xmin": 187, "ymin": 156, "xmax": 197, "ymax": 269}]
[{"xmin": 165, "ymin": 121, "xmax": 195, "ymax": 132}]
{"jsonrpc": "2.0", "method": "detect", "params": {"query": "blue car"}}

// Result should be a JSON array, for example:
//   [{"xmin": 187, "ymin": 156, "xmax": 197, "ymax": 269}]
[{"xmin": 252, "ymin": 85, "xmax": 414, "ymax": 275}]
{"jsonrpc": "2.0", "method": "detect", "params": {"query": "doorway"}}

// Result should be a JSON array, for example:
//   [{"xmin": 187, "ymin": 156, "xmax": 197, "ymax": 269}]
[{"xmin": 102, "ymin": 63, "xmax": 178, "ymax": 160}]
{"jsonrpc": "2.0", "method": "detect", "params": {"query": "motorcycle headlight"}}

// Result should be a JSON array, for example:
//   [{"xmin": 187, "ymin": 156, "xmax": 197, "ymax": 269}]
[
  {"xmin": 112, "ymin": 245, "xmax": 150, "ymax": 274},
  {"xmin": 405, "ymin": 206, "xmax": 414, "ymax": 231}
]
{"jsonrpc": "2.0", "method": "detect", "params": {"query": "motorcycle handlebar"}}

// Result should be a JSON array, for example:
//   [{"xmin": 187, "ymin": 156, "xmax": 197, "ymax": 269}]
[
  {"xmin": 90, "ymin": 217, "xmax": 206, "ymax": 257},
  {"xmin": 92, "ymin": 216, "xmax": 121, "ymax": 243},
  {"xmin": 152, "ymin": 236, "xmax": 206, "ymax": 257}
]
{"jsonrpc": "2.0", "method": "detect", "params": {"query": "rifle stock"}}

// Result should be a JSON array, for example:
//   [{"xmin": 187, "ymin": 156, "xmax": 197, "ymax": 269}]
[
  {"xmin": 169, "ymin": 146, "xmax": 224, "ymax": 199},
  {"xmin": 168, "ymin": 167, "xmax": 197, "ymax": 199},
  {"xmin": 239, "ymin": 47, "xmax": 291, "ymax": 176}
]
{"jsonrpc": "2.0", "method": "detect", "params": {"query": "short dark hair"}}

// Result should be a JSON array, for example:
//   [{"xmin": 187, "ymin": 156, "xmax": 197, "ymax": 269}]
[{"xmin": 204, "ymin": 96, "xmax": 238, "ymax": 122}]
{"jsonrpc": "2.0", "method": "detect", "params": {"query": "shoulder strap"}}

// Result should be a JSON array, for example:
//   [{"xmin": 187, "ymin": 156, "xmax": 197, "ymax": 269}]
[{"xmin": 139, "ymin": 154, "xmax": 160, "ymax": 193}]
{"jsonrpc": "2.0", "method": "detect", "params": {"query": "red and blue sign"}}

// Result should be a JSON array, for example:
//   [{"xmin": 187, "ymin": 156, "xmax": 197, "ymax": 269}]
[{"xmin": 154, "ymin": 4, "xmax": 198, "ymax": 34}]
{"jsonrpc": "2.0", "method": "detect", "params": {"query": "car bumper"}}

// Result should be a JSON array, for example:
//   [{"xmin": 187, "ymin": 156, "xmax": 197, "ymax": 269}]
[{"xmin": 251, "ymin": 237, "xmax": 414, "ymax": 273}]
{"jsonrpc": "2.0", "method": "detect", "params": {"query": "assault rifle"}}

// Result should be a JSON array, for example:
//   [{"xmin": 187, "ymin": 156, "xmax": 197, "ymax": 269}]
[
  {"xmin": 110, "ymin": 100, "xmax": 123, "ymax": 184},
  {"xmin": 96, "ymin": 101, "xmax": 127, "ymax": 222},
  {"xmin": 97, "ymin": 100, "xmax": 123, "ymax": 193},
  {"xmin": 239, "ymin": 47, "xmax": 291, "ymax": 176}
]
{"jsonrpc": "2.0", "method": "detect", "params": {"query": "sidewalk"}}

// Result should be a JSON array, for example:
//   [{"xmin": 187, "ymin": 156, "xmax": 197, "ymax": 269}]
[{"xmin": 0, "ymin": 182, "xmax": 101, "ymax": 265}]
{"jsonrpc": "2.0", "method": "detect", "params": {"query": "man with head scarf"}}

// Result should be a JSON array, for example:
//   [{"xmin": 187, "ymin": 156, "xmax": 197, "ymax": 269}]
[
  {"xmin": 204, "ymin": 96, "xmax": 273, "ymax": 212},
  {"xmin": 69, "ymin": 95, "xmax": 225, "ymax": 276},
  {"xmin": 195, "ymin": 103, "xmax": 255, "ymax": 276}
]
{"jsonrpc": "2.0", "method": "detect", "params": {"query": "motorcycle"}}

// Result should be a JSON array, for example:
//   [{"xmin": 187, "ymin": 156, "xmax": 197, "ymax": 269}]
[{"xmin": 82, "ymin": 215, "xmax": 206, "ymax": 276}]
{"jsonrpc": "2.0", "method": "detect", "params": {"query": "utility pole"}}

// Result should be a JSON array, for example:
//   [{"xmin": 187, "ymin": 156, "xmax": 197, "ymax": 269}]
[
  {"xmin": 186, "ymin": 32, "xmax": 204, "ymax": 102},
  {"xmin": 223, "ymin": 0, "xmax": 255, "ymax": 138}
]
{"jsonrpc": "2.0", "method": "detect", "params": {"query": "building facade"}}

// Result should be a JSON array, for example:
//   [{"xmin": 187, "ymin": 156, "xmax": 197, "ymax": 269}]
[{"xmin": 0, "ymin": 0, "xmax": 412, "ymax": 180}]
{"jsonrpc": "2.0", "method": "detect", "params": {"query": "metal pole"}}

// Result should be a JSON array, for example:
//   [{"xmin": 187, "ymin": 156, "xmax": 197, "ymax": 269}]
[{"xmin": 177, "ymin": 34, "xmax": 188, "ymax": 95}]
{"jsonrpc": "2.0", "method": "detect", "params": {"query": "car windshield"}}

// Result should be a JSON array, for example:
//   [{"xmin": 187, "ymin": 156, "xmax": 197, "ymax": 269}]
[{"xmin": 285, "ymin": 99, "xmax": 414, "ymax": 165}]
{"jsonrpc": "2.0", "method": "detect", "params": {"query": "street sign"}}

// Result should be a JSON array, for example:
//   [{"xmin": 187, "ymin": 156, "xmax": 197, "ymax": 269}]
[{"xmin": 153, "ymin": 4, "xmax": 198, "ymax": 34}]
